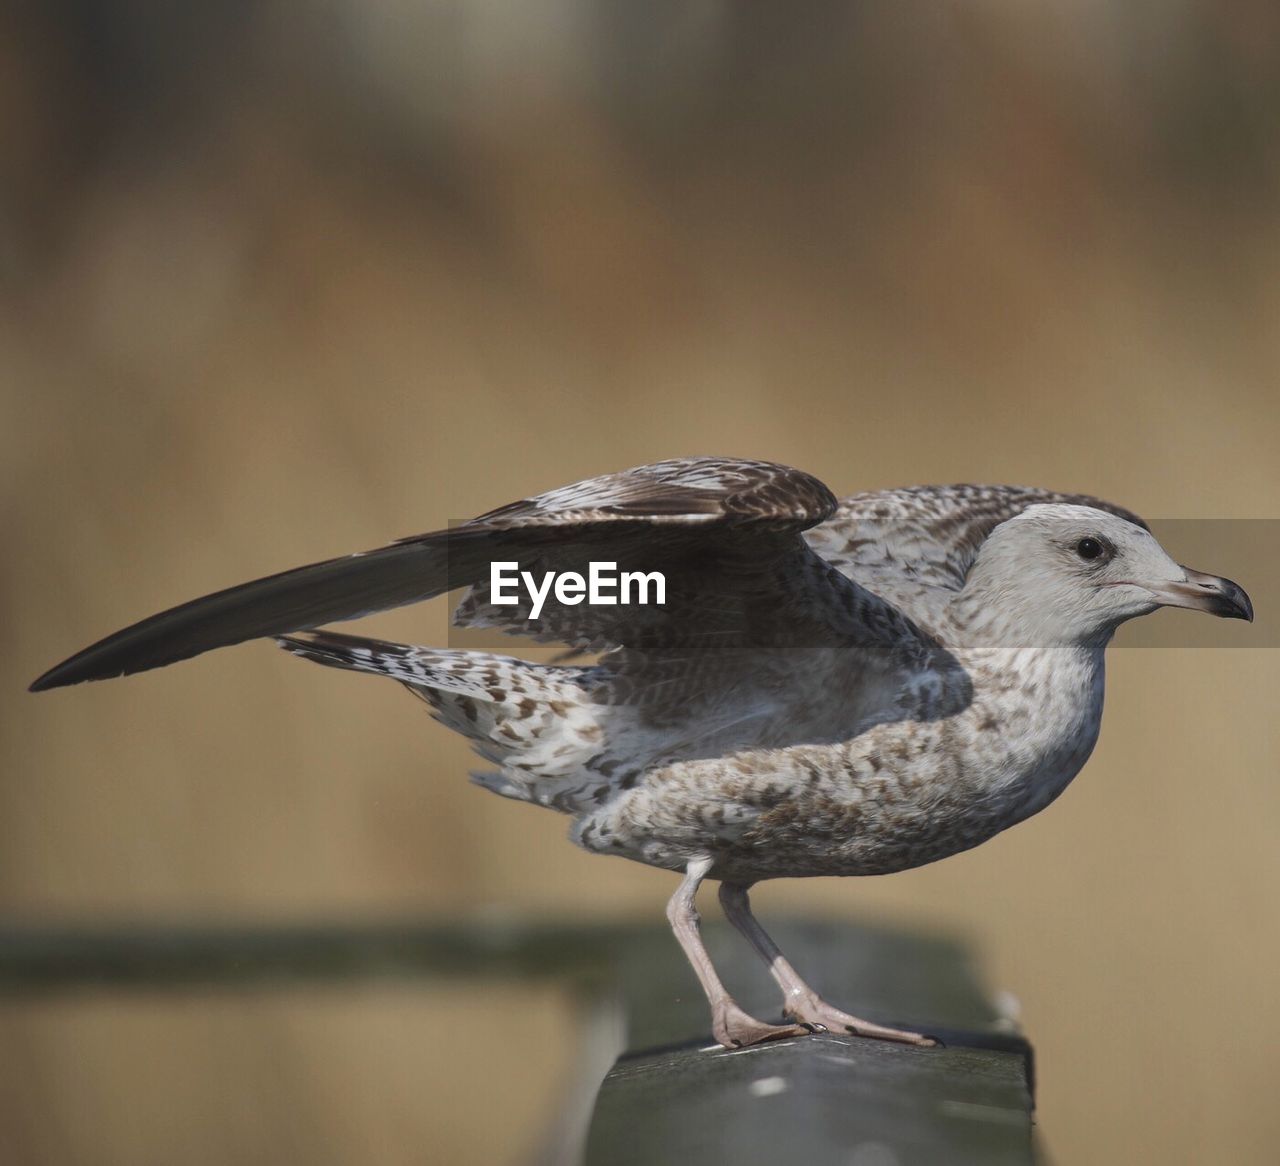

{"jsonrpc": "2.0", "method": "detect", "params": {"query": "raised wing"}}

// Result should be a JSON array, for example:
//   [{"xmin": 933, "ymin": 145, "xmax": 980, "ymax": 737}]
[{"xmin": 30, "ymin": 458, "xmax": 937, "ymax": 693}]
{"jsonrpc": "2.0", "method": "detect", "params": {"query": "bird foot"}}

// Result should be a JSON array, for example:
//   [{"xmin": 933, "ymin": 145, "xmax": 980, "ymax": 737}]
[
  {"xmin": 712, "ymin": 1001, "xmax": 814, "ymax": 1048},
  {"xmin": 784, "ymin": 997, "xmax": 937, "ymax": 1047}
]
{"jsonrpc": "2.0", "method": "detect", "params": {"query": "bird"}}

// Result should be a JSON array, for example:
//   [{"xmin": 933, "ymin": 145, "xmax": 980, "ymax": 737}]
[{"xmin": 30, "ymin": 457, "xmax": 1253, "ymax": 1048}]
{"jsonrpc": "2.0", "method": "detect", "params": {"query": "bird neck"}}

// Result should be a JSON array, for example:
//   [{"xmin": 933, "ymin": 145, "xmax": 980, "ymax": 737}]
[
  {"xmin": 953, "ymin": 642, "xmax": 1109, "ymax": 820},
  {"xmin": 947, "ymin": 578, "xmax": 1118, "ymax": 652}
]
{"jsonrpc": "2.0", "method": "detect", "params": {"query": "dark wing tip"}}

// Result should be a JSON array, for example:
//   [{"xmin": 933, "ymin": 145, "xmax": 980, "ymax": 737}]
[
  {"xmin": 28, "ymin": 670, "xmax": 63, "ymax": 693},
  {"xmin": 24, "ymin": 535, "xmax": 465, "ymax": 697},
  {"xmin": 29, "ymin": 643, "xmax": 189, "ymax": 693},
  {"xmin": 29, "ymin": 653, "xmax": 133, "ymax": 692}
]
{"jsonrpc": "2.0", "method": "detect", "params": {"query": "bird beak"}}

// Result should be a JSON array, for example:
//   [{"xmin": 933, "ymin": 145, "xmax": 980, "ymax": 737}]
[{"xmin": 1143, "ymin": 567, "xmax": 1254, "ymax": 622}]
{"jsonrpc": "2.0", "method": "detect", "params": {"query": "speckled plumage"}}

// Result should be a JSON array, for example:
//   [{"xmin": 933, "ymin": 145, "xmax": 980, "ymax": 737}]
[
  {"xmin": 275, "ymin": 466, "xmax": 1150, "ymax": 884},
  {"xmin": 32, "ymin": 457, "xmax": 1252, "ymax": 1047}
]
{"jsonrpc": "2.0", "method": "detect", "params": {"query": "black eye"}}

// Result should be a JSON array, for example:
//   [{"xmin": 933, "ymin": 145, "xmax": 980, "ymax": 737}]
[{"xmin": 1076, "ymin": 537, "xmax": 1105, "ymax": 561}]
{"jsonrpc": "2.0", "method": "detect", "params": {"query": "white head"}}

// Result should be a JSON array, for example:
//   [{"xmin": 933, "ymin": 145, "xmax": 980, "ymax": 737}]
[{"xmin": 954, "ymin": 504, "xmax": 1252, "ymax": 648}]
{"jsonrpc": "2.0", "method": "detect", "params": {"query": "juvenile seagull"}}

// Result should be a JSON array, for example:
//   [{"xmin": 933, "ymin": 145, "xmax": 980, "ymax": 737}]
[{"xmin": 31, "ymin": 459, "xmax": 1252, "ymax": 1047}]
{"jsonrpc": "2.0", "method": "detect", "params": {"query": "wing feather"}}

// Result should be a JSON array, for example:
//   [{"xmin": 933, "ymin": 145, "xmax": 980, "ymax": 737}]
[{"xmin": 31, "ymin": 458, "xmax": 931, "ymax": 691}]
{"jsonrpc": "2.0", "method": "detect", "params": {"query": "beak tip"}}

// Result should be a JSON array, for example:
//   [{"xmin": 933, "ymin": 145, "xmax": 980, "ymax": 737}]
[
  {"xmin": 1172, "ymin": 568, "xmax": 1254, "ymax": 623},
  {"xmin": 1209, "ymin": 580, "xmax": 1252, "ymax": 623},
  {"xmin": 1220, "ymin": 579, "xmax": 1254, "ymax": 623}
]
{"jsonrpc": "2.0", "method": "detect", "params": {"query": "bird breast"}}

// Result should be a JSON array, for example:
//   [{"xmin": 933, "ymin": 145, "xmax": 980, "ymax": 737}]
[{"xmin": 575, "ymin": 646, "xmax": 1108, "ymax": 881}]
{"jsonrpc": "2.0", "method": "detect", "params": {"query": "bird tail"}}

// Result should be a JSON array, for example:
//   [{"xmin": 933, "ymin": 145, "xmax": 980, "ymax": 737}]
[
  {"xmin": 277, "ymin": 630, "xmax": 496, "ymax": 699},
  {"xmin": 277, "ymin": 631, "xmax": 609, "ymax": 809}
]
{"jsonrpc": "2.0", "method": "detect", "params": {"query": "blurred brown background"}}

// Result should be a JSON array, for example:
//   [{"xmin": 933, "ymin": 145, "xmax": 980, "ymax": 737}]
[{"xmin": 3, "ymin": 3, "xmax": 1279, "ymax": 1163}]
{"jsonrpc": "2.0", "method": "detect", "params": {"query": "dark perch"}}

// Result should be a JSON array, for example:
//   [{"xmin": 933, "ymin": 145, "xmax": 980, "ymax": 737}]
[{"xmin": 0, "ymin": 918, "xmax": 1035, "ymax": 1164}]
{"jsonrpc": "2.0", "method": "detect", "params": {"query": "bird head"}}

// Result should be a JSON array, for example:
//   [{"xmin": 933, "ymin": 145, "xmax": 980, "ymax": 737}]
[{"xmin": 954, "ymin": 504, "xmax": 1252, "ymax": 648}]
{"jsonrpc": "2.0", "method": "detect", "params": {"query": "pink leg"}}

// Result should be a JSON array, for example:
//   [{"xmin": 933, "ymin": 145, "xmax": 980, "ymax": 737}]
[
  {"xmin": 667, "ymin": 859, "xmax": 811, "ymax": 1048},
  {"xmin": 718, "ymin": 881, "xmax": 936, "ymax": 1047}
]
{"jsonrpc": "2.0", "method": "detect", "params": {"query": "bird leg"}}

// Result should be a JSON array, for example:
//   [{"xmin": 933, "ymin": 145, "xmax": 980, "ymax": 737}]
[
  {"xmin": 667, "ymin": 858, "xmax": 811, "ymax": 1048},
  {"xmin": 718, "ymin": 881, "xmax": 936, "ymax": 1047}
]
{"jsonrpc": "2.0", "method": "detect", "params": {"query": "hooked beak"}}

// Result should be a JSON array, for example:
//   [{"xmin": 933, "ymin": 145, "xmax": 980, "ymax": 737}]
[{"xmin": 1143, "ymin": 567, "xmax": 1254, "ymax": 622}]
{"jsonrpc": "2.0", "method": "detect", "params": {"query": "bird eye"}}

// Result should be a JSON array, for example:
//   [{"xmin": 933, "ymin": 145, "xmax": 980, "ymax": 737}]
[{"xmin": 1075, "ymin": 537, "xmax": 1105, "ymax": 561}]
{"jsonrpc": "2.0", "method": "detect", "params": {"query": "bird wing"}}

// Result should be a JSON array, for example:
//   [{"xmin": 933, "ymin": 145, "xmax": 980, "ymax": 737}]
[
  {"xmin": 806, "ymin": 484, "xmax": 1149, "ymax": 630},
  {"xmin": 30, "ymin": 458, "xmax": 942, "ymax": 694}
]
